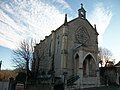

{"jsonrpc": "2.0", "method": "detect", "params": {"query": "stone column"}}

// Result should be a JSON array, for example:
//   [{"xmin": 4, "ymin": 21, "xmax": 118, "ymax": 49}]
[
  {"xmin": 78, "ymin": 50, "xmax": 83, "ymax": 89},
  {"xmin": 61, "ymin": 25, "xmax": 68, "ymax": 73},
  {"xmin": 61, "ymin": 23, "xmax": 68, "ymax": 90},
  {"xmin": 96, "ymin": 55, "xmax": 100, "ymax": 87},
  {"xmin": 51, "ymin": 30, "xmax": 56, "ymax": 56},
  {"xmin": 63, "ymin": 72, "xmax": 68, "ymax": 90},
  {"xmin": 96, "ymin": 69, "xmax": 100, "ymax": 87},
  {"xmin": 51, "ymin": 30, "xmax": 56, "ymax": 90},
  {"xmin": 79, "ymin": 67, "xmax": 83, "ymax": 89}
]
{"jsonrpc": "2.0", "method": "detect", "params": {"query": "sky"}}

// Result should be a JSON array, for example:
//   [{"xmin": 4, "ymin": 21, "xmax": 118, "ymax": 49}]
[{"xmin": 0, "ymin": 0, "xmax": 120, "ymax": 69}]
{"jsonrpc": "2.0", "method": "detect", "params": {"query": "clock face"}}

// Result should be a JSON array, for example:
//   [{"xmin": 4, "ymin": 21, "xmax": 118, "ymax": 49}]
[{"xmin": 75, "ymin": 27, "xmax": 89, "ymax": 45}]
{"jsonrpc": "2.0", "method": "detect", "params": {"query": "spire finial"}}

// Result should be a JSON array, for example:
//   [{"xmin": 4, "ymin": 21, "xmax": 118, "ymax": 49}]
[
  {"xmin": 94, "ymin": 24, "xmax": 96, "ymax": 29},
  {"xmin": 64, "ymin": 14, "xmax": 68, "ymax": 25},
  {"xmin": 81, "ymin": 3, "xmax": 83, "ymax": 8}
]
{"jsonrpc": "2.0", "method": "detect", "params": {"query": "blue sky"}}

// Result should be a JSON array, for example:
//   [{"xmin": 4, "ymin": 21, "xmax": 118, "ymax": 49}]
[{"xmin": 0, "ymin": 0, "xmax": 120, "ymax": 69}]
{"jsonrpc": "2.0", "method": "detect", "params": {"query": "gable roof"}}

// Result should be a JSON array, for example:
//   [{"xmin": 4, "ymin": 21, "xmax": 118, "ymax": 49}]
[{"xmin": 68, "ymin": 17, "xmax": 99, "ymax": 35}]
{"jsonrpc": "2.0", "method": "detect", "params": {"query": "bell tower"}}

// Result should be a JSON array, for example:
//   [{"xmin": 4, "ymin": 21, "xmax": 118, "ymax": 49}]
[{"xmin": 78, "ymin": 3, "xmax": 86, "ymax": 19}]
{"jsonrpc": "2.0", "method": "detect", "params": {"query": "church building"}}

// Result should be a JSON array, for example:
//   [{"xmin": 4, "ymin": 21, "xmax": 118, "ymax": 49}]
[{"xmin": 32, "ymin": 4, "xmax": 100, "ymax": 89}]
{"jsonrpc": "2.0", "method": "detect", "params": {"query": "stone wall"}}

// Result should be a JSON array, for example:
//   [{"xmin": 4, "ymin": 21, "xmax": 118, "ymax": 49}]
[
  {"xmin": 100, "ymin": 67, "xmax": 118, "ymax": 85},
  {"xmin": 0, "ymin": 81, "xmax": 9, "ymax": 90}
]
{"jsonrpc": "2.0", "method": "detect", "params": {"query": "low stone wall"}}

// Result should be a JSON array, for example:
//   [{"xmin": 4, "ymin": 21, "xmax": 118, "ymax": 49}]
[
  {"xmin": 0, "ymin": 81, "xmax": 9, "ymax": 90},
  {"xmin": 100, "ymin": 67, "xmax": 118, "ymax": 85}
]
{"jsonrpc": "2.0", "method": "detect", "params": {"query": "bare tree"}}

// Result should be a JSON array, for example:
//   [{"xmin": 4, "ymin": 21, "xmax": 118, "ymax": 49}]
[
  {"xmin": 32, "ymin": 43, "xmax": 45, "ymax": 78},
  {"xmin": 12, "ymin": 39, "xmax": 35, "ymax": 74},
  {"xmin": 98, "ymin": 47, "xmax": 113, "ymax": 67}
]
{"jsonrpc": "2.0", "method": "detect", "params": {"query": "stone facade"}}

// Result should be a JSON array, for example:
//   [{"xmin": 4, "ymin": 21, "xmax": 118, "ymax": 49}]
[{"xmin": 32, "ymin": 4, "xmax": 100, "ymax": 89}]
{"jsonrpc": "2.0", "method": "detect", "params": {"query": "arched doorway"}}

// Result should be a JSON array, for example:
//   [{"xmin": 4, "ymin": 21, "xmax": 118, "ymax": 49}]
[
  {"xmin": 74, "ymin": 54, "xmax": 79, "ymax": 75},
  {"xmin": 83, "ymin": 54, "xmax": 96, "ymax": 77}
]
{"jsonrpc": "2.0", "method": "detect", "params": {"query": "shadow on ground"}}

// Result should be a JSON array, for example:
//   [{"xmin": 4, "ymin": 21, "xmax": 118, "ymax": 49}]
[{"xmin": 82, "ymin": 86, "xmax": 120, "ymax": 90}]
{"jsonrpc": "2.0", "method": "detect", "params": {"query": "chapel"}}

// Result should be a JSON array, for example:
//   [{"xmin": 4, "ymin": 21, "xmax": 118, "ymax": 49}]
[{"xmin": 32, "ymin": 3, "xmax": 100, "ymax": 89}]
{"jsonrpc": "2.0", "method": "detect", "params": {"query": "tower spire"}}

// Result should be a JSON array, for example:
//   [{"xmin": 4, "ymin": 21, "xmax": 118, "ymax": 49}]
[{"xmin": 64, "ymin": 14, "xmax": 68, "ymax": 25}]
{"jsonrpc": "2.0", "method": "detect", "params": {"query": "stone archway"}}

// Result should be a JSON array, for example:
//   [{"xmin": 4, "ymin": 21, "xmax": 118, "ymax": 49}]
[{"xmin": 83, "ymin": 54, "xmax": 96, "ymax": 77}]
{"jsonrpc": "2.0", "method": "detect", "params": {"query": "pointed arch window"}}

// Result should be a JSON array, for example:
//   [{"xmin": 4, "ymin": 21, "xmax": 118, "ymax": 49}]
[{"xmin": 49, "ymin": 40, "xmax": 53, "ymax": 57}]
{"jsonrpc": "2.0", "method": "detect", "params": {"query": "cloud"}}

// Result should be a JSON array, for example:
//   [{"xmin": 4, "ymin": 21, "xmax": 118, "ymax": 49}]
[
  {"xmin": 88, "ymin": 2, "xmax": 112, "ymax": 46},
  {"xmin": 53, "ymin": 0, "xmax": 71, "ymax": 9},
  {"xmin": 0, "ymin": 1, "xmax": 112, "ymax": 49},
  {"xmin": 0, "ymin": 0, "xmax": 71, "ymax": 49}
]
